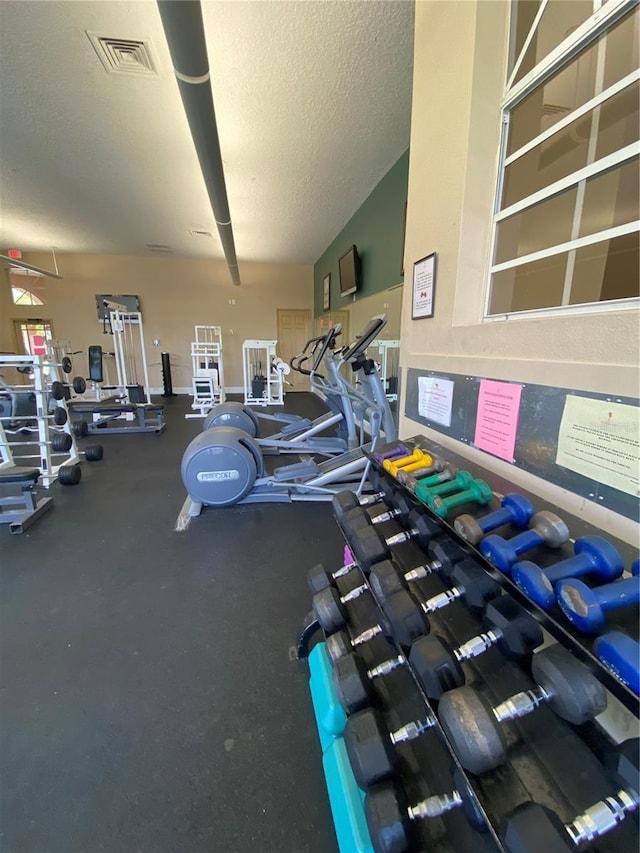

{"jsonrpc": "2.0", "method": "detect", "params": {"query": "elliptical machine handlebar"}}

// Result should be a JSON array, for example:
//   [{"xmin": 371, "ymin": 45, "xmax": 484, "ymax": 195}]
[{"xmin": 290, "ymin": 325, "xmax": 343, "ymax": 377}]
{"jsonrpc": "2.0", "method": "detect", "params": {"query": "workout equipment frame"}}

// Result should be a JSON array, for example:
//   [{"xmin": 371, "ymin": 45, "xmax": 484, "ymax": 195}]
[
  {"xmin": 187, "ymin": 325, "xmax": 225, "ymax": 419},
  {"xmin": 242, "ymin": 340, "xmax": 288, "ymax": 407},
  {"xmin": 110, "ymin": 310, "xmax": 151, "ymax": 405},
  {"xmin": 180, "ymin": 316, "xmax": 399, "ymax": 512},
  {"xmin": 0, "ymin": 354, "xmax": 80, "ymax": 487},
  {"xmin": 367, "ymin": 339, "xmax": 399, "ymax": 402}
]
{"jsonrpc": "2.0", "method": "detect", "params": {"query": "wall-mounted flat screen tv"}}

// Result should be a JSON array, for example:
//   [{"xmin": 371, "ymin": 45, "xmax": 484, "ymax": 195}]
[{"xmin": 338, "ymin": 245, "xmax": 361, "ymax": 297}]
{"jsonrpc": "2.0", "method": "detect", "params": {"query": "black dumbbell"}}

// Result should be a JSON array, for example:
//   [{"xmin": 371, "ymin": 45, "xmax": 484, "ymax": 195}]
[
  {"xmin": 344, "ymin": 707, "xmax": 436, "ymax": 788},
  {"xmin": 410, "ymin": 596, "xmax": 543, "ymax": 700},
  {"xmin": 306, "ymin": 507, "xmax": 447, "ymax": 595},
  {"xmin": 333, "ymin": 596, "xmax": 541, "ymax": 711},
  {"xmin": 365, "ymin": 773, "xmax": 487, "ymax": 853},
  {"xmin": 333, "ymin": 651, "xmax": 410, "ymax": 714},
  {"xmin": 348, "ymin": 515, "xmax": 455, "ymax": 578},
  {"xmin": 332, "ymin": 482, "xmax": 398, "ymax": 520},
  {"xmin": 312, "ymin": 582, "xmax": 370, "ymax": 632},
  {"xmin": 417, "ymin": 559, "xmax": 501, "ymax": 617},
  {"xmin": 307, "ymin": 558, "xmax": 358, "ymax": 594},
  {"xmin": 322, "ymin": 587, "xmax": 431, "ymax": 663},
  {"xmin": 368, "ymin": 540, "xmax": 470, "ymax": 603},
  {"xmin": 438, "ymin": 644, "xmax": 607, "ymax": 775},
  {"xmin": 325, "ymin": 558, "xmax": 495, "ymax": 667},
  {"xmin": 501, "ymin": 739, "xmax": 639, "ymax": 852},
  {"xmin": 337, "ymin": 491, "xmax": 415, "ymax": 536}
]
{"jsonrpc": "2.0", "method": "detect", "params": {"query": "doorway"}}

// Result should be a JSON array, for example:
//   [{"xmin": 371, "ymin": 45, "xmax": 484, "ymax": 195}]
[
  {"xmin": 276, "ymin": 309, "xmax": 311, "ymax": 391},
  {"xmin": 13, "ymin": 319, "xmax": 54, "ymax": 356}
]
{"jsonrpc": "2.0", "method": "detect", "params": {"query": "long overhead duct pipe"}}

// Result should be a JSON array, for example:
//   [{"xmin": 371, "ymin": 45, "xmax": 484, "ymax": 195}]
[{"xmin": 157, "ymin": 0, "xmax": 240, "ymax": 286}]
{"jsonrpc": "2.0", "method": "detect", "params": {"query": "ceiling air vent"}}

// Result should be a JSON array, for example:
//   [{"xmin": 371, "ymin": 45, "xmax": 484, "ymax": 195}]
[
  {"xmin": 87, "ymin": 32, "xmax": 158, "ymax": 77},
  {"xmin": 188, "ymin": 229, "xmax": 213, "ymax": 238},
  {"xmin": 146, "ymin": 244, "xmax": 172, "ymax": 253}
]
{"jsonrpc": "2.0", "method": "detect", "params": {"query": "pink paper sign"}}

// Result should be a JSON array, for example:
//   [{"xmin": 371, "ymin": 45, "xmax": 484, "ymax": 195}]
[{"xmin": 474, "ymin": 379, "xmax": 523, "ymax": 463}]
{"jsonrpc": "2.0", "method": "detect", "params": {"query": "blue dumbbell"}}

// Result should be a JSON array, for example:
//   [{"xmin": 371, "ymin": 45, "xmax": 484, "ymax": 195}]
[
  {"xmin": 511, "ymin": 536, "xmax": 624, "ymax": 610},
  {"xmin": 594, "ymin": 631, "xmax": 640, "ymax": 696},
  {"xmin": 556, "ymin": 561, "xmax": 640, "ymax": 634},
  {"xmin": 453, "ymin": 493, "xmax": 535, "ymax": 546},
  {"xmin": 479, "ymin": 511, "xmax": 570, "ymax": 575}
]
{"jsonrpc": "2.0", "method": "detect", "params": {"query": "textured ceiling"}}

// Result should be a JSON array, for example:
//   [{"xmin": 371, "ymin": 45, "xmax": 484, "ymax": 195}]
[{"xmin": 0, "ymin": 0, "xmax": 414, "ymax": 264}]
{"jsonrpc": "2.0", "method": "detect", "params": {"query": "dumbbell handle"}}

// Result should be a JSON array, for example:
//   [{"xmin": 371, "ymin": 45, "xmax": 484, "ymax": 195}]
[
  {"xmin": 409, "ymin": 790, "xmax": 463, "ymax": 821},
  {"xmin": 454, "ymin": 629, "xmax": 502, "ymax": 662},
  {"xmin": 466, "ymin": 503, "xmax": 526, "ymax": 536},
  {"xmin": 404, "ymin": 556, "xmax": 444, "ymax": 581},
  {"xmin": 371, "ymin": 507, "xmax": 400, "ymax": 524},
  {"xmin": 373, "ymin": 444, "xmax": 409, "ymax": 463},
  {"xmin": 567, "ymin": 789, "xmax": 639, "ymax": 845},
  {"xmin": 429, "ymin": 479, "xmax": 492, "ymax": 515},
  {"xmin": 417, "ymin": 476, "xmax": 465, "ymax": 500},
  {"xmin": 339, "ymin": 584, "xmax": 367, "ymax": 604},
  {"xmin": 331, "ymin": 560, "xmax": 357, "ymax": 579},
  {"xmin": 493, "ymin": 686, "xmax": 551, "ymax": 723},
  {"xmin": 351, "ymin": 624, "xmax": 384, "ymax": 646},
  {"xmin": 496, "ymin": 528, "xmax": 546, "ymax": 557},
  {"xmin": 367, "ymin": 655, "xmax": 405, "ymax": 679},
  {"xmin": 389, "ymin": 716, "xmax": 436, "ymax": 745},
  {"xmin": 540, "ymin": 550, "xmax": 619, "ymax": 584},
  {"xmin": 423, "ymin": 586, "xmax": 466, "ymax": 613}
]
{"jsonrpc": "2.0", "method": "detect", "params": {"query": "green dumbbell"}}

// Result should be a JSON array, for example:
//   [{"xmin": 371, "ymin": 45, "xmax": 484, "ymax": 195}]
[
  {"xmin": 397, "ymin": 464, "xmax": 452, "ymax": 494},
  {"xmin": 415, "ymin": 470, "xmax": 473, "ymax": 504},
  {"xmin": 427, "ymin": 477, "xmax": 493, "ymax": 519}
]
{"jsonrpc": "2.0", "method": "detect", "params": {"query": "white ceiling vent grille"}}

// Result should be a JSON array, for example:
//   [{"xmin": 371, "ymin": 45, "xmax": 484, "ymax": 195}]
[
  {"xmin": 188, "ymin": 229, "xmax": 213, "ymax": 238},
  {"xmin": 146, "ymin": 244, "xmax": 172, "ymax": 253},
  {"xmin": 87, "ymin": 32, "xmax": 158, "ymax": 77}
]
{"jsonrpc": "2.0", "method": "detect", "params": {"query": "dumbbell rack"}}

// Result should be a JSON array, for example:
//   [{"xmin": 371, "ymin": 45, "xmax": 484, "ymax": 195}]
[{"xmin": 298, "ymin": 436, "xmax": 639, "ymax": 853}]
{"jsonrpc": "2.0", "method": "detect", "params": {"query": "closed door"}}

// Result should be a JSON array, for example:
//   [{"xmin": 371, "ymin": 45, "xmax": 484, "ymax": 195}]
[{"xmin": 276, "ymin": 309, "xmax": 312, "ymax": 391}]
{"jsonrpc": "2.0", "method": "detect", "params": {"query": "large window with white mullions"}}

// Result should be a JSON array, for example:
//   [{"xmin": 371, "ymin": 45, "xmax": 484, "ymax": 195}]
[{"xmin": 486, "ymin": 0, "xmax": 639, "ymax": 319}]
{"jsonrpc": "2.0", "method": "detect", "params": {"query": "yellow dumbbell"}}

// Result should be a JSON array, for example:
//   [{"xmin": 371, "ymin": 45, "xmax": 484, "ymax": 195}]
[{"xmin": 383, "ymin": 448, "xmax": 433, "ymax": 476}]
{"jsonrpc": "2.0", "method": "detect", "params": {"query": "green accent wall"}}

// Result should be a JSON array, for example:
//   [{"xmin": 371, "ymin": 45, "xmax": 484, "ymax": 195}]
[{"xmin": 313, "ymin": 149, "xmax": 409, "ymax": 317}]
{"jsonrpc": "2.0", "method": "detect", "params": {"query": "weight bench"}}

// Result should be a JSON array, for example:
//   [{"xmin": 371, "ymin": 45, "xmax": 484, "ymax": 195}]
[
  {"xmin": 68, "ymin": 401, "xmax": 166, "ymax": 434},
  {"xmin": 0, "ymin": 465, "xmax": 53, "ymax": 534}
]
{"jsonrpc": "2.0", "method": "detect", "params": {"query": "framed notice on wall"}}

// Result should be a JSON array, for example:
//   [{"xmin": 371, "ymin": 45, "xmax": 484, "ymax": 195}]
[
  {"xmin": 323, "ymin": 274, "xmax": 331, "ymax": 311},
  {"xmin": 412, "ymin": 252, "xmax": 436, "ymax": 319}
]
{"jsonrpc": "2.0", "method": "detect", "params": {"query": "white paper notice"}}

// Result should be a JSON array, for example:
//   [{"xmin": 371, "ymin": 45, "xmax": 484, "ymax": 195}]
[
  {"xmin": 418, "ymin": 376, "xmax": 454, "ymax": 427},
  {"xmin": 556, "ymin": 396, "xmax": 640, "ymax": 497}
]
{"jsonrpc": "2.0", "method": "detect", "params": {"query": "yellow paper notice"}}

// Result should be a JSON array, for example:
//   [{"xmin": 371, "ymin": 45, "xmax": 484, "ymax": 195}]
[{"xmin": 556, "ymin": 396, "xmax": 640, "ymax": 497}]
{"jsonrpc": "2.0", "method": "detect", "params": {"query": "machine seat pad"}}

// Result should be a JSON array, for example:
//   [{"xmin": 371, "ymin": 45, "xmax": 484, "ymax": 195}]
[{"xmin": 0, "ymin": 466, "xmax": 40, "ymax": 484}]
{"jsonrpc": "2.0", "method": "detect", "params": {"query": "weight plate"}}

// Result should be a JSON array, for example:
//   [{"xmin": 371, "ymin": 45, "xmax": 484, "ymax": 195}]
[
  {"xmin": 61, "ymin": 356, "xmax": 73, "ymax": 374},
  {"xmin": 531, "ymin": 645, "xmax": 607, "ymax": 724},
  {"xmin": 53, "ymin": 407, "xmax": 68, "ymax": 426},
  {"xmin": 50, "ymin": 381, "xmax": 65, "ymax": 400},
  {"xmin": 438, "ymin": 686, "xmax": 507, "ymax": 775},
  {"xmin": 72, "ymin": 376, "xmax": 86, "ymax": 394},
  {"xmin": 72, "ymin": 420, "xmax": 89, "ymax": 438},
  {"xmin": 58, "ymin": 464, "xmax": 82, "ymax": 486},
  {"xmin": 333, "ymin": 654, "xmax": 373, "ymax": 715},
  {"xmin": 51, "ymin": 432, "xmax": 73, "ymax": 453},
  {"xmin": 84, "ymin": 444, "xmax": 104, "ymax": 462}
]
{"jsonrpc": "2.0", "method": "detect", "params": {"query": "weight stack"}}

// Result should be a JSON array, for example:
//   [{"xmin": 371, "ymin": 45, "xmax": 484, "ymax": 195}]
[{"xmin": 161, "ymin": 352, "xmax": 177, "ymax": 398}]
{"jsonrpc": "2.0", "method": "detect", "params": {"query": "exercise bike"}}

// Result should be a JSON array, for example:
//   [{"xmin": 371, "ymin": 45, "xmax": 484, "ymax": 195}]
[{"xmin": 180, "ymin": 315, "xmax": 398, "ymax": 510}]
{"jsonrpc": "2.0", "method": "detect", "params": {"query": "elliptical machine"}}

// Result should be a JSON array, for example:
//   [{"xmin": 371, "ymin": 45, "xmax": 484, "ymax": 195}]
[{"xmin": 180, "ymin": 315, "xmax": 398, "ymax": 510}]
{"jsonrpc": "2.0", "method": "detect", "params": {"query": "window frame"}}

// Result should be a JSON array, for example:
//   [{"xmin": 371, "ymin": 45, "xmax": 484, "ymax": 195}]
[{"xmin": 485, "ymin": 0, "xmax": 640, "ymax": 322}]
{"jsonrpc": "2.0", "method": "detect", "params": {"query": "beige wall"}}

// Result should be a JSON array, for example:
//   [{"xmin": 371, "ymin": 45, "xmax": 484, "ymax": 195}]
[
  {"xmin": 400, "ymin": 0, "xmax": 639, "ymax": 543},
  {"xmin": 0, "ymin": 253, "xmax": 313, "ymax": 389}
]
